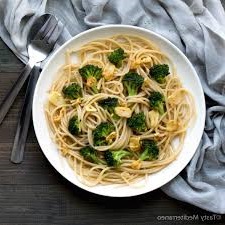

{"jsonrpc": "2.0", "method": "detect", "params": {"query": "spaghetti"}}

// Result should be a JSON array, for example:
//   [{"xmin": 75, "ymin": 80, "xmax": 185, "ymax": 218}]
[{"xmin": 45, "ymin": 35, "xmax": 194, "ymax": 186}]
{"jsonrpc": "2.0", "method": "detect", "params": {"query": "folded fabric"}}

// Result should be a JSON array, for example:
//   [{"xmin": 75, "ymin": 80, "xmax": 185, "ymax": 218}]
[{"xmin": 0, "ymin": 0, "xmax": 224, "ymax": 214}]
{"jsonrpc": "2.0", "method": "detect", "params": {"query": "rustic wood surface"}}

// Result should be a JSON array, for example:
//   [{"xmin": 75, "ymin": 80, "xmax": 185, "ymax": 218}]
[{"xmin": 0, "ymin": 32, "xmax": 224, "ymax": 225}]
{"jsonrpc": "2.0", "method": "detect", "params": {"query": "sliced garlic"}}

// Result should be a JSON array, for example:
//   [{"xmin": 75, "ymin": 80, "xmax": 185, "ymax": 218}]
[
  {"xmin": 166, "ymin": 120, "xmax": 179, "ymax": 131},
  {"xmin": 115, "ymin": 107, "xmax": 132, "ymax": 118},
  {"xmin": 49, "ymin": 91, "xmax": 65, "ymax": 106},
  {"xmin": 131, "ymin": 160, "xmax": 141, "ymax": 170},
  {"xmin": 129, "ymin": 136, "xmax": 141, "ymax": 152},
  {"xmin": 87, "ymin": 77, "xmax": 97, "ymax": 87},
  {"xmin": 103, "ymin": 64, "xmax": 115, "ymax": 81},
  {"xmin": 130, "ymin": 57, "xmax": 152, "ymax": 69},
  {"xmin": 148, "ymin": 110, "xmax": 160, "ymax": 128},
  {"xmin": 130, "ymin": 59, "xmax": 141, "ymax": 69}
]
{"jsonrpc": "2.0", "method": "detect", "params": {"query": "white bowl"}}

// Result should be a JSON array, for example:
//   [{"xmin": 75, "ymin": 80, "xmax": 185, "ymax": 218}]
[{"xmin": 33, "ymin": 25, "xmax": 205, "ymax": 197}]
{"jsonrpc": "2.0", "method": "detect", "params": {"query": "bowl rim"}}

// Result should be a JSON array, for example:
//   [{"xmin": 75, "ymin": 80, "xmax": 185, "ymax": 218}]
[{"xmin": 32, "ymin": 24, "xmax": 206, "ymax": 197}]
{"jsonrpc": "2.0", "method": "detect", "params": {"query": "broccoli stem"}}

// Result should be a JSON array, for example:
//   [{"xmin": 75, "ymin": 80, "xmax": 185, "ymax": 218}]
[
  {"xmin": 124, "ymin": 83, "xmax": 136, "ymax": 96},
  {"xmin": 93, "ymin": 156, "xmax": 105, "ymax": 165},
  {"xmin": 158, "ymin": 103, "xmax": 165, "ymax": 115},
  {"xmin": 91, "ymin": 85, "xmax": 99, "ymax": 94},
  {"xmin": 139, "ymin": 150, "xmax": 149, "ymax": 161}
]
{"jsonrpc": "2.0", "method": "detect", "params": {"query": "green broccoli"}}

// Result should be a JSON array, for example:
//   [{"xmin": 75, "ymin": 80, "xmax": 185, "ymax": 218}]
[
  {"xmin": 98, "ymin": 97, "xmax": 118, "ymax": 114},
  {"xmin": 79, "ymin": 64, "xmax": 102, "ymax": 93},
  {"xmin": 108, "ymin": 48, "xmax": 127, "ymax": 68},
  {"xmin": 80, "ymin": 146, "xmax": 105, "ymax": 164},
  {"xmin": 148, "ymin": 91, "xmax": 165, "ymax": 115},
  {"xmin": 62, "ymin": 83, "xmax": 82, "ymax": 100},
  {"xmin": 122, "ymin": 71, "xmax": 144, "ymax": 96},
  {"xmin": 139, "ymin": 140, "xmax": 159, "ymax": 161},
  {"xmin": 127, "ymin": 112, "xmax": 147, "ymax": 133},
  {"xmin": 68, "ymin": 116, "xmax": 79, "ymax": 135},
  {"xmin": 149, "ymin": 64, "xmax": 170, "ymax": 83},
  {"xmin": 104, "ymin": 150, "xmax": 131, "ymax": 167},
  {"xmin": 93, "ymin": 122, "xmax": 115, "ymax": 146}
]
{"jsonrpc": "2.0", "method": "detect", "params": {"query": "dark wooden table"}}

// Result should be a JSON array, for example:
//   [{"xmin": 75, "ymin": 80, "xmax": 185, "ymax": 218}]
[{"xmin": 0, "ymin": 38, "xmax": 224, "ymax": 225}]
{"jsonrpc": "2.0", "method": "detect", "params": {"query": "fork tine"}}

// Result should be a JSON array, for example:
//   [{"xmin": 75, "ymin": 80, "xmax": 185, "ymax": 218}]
[
  {"xmin": 42, "ymin": 17, "xmax": 58, "ymax": 39},
  {"xmin": 46, "ymin": 21, "xmax": 65, "ymax": 45},
  {"xmin": 33, "ymin": 15, "xmax": 57, "ymax": 40},
  {"xmin": 33, "ymin": 15, "xmax": 52, "ymax": 40},
  {"xmin": 42, "ymin": 20, "xmax": 58, "ymax": 42}
]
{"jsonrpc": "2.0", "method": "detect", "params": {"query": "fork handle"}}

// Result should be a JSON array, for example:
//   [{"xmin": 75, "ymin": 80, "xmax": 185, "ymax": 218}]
[
  {"xmin": 10, "ymin": 66, "xmax": 40, "ymax": 164},
  {"xmin": 0, "ymin": 61, "xmax": 35, "ymax": 125}
]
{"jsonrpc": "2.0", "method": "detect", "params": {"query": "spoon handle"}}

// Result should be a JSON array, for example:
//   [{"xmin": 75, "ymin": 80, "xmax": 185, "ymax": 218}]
[
  {"xmin": 10, "ymin": 66, "xmax": 40, "ymax": 164},
  {"xmin": 0, "ymin": 61, "xmax": 34, "ymax": 125}
]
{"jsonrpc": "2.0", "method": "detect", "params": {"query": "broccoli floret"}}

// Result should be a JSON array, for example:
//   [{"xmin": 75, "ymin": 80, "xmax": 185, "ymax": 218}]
[
  {"xmin": 104, "ymin": 150, "xmax": 131, "ymax": 166},
  {"xmin": 148, "ymin": 91, "xmax": 165, "ymax": 115},
  {"xmin": 149, "ymin": 64, "xmax": 170, "ymax": 83},
  {"xmin": 79, "ymin": 64, "xmax": 102, "ymax": 93},
  {"xmin": 93, "ymin": 122, "xmax": 115, "ymax": 146},
  {"xmin": 98, "ymin": 97, "xmax": 118, "ymax": 114},
  {"xmin": 122, "ymin": 71, "xmax": 144, "ymax": 96},
  {"xmin": 62, "ymin": 83, "xmax": 82, "ymax": 99},
  {"xmin": 139, "ymin": 140, "xmax": 159, "ymax": 161},
  {"xmin": 68, "ymin": 116, "xmax": 79, "ymax": 135},
  {"xmin": 127, "ymin": 112, "xmax": 147, "ymax": 133},
  {"xmin": 80, "ymin": 146, "xmax": 104, "ymax": 164},
  {"xmin": 108, "ymin": 48, "xmax": 127, "ymax": 68}
]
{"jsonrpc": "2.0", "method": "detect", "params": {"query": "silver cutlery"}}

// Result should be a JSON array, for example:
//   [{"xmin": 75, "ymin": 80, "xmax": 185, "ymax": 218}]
[
  {"xmin": 10, "ymin": 66, "xmax": 41, "ymax": 163},
  {"xmin": 10, "ymin": 15, "xmax": 65, "ymax": 163},
  {"xmin": 0, "ymin": 14, "xmax": 58, "ymax": 124}
]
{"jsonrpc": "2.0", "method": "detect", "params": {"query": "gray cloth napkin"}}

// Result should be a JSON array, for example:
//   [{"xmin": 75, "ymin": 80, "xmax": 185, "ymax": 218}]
[{"xmin": 0, "ymin": 0, "xmax": 225, "ymax": 214}]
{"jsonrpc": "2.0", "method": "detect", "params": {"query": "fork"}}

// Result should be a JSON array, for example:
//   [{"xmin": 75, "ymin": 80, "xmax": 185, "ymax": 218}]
[
  {"xmin": 10, "ymin": 15, "xmax": 65, "ymax": 164},
  {"xmin": 0, "ymin": 14, "xmax": 59, "ymax": 125}
]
